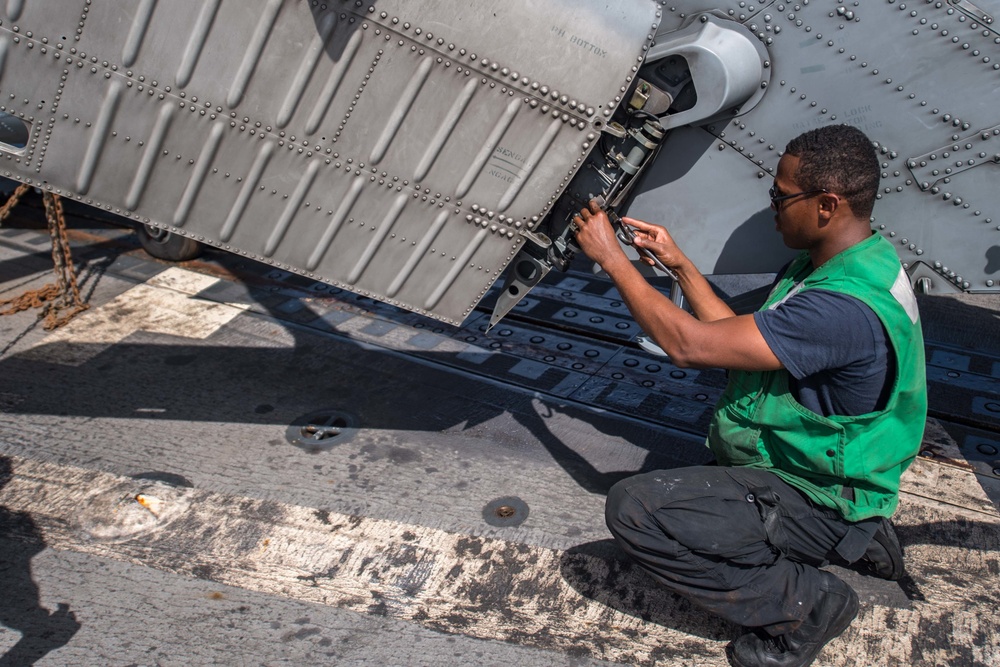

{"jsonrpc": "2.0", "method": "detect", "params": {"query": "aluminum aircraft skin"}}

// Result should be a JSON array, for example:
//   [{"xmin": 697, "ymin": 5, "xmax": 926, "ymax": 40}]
[{"xmin": 0, "ymin": 0, "xmax": 997, "ymax": 326}]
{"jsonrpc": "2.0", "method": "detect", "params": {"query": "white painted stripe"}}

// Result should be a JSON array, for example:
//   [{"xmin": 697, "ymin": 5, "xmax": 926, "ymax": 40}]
[
  {"xmin": 0, "ymin": 455, "xmax": 690, "ymax": 664},
  {"xmin": 2, "ymin": 454, "xmax": 998, "ymax": 666},
  {"xmin": 23, "ymin": 267, "xmax": 248, "ymax": 366}
]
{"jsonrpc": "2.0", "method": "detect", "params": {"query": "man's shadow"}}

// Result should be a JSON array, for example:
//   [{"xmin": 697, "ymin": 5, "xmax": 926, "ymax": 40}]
[
  {"xmin": 0, "ymin": 456, "xmax": 80, "ymax": 665},
  {"xmin": 558, "ymin": 538, "xmax": 737, "ymax": 643}
]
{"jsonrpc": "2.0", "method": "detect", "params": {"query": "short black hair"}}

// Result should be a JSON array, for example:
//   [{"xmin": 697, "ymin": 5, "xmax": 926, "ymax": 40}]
[{"xmin": 784, "ymin": 125, "xmax": 880, "ymax": 219}]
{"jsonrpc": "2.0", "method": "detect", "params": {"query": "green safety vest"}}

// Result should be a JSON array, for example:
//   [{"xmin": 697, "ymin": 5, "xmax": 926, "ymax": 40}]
[{"xmin": 706, "ymin": 233, "xmax": 927, "ymax": 521}]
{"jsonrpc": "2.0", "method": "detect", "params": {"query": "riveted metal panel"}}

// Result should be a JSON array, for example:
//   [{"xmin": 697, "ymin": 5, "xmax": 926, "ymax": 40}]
[
  {"xmin": 629, "ymin": 2, "xmax": 1000, "ymax": 292},
  {"xmin": 0, "ymin": 0, "xmax": 86, "ymax": 44},
  {"xmin": 0, "ymin": 0, "xmax": 661, "ymax": 324},
  {"xmin": 0, "ymin": 28, "xmax": 58, "ymax": 175}
]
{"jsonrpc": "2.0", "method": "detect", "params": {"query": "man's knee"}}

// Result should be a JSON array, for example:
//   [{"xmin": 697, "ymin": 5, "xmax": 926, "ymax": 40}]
[
  {"xmin": 605, "ymin": 468, "xmax": 759, "ymax": 552},
  {"xmin": 606, "ymin": 473, "xmax": 706, "ymax": 567},
  {"xmin": 604, "ymin": 480, "xmax": 635, "ymax": 535},
  {"xmin": 606, "ymin": 468, "xmax": 712, "ymax": 528},
  {"xmin": 605, "ymin": 477, "xmax": 640, "ymax": 538}
]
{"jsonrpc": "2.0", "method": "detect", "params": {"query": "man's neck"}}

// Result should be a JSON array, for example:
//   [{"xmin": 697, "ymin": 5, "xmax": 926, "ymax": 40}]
[{"xmin": 808, "ymin": 221, "xmax": 872, "ymax": 268}]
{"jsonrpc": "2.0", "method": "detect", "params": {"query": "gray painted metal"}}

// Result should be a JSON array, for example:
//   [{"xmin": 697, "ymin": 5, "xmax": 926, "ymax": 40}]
[
  {"xmin": 628, "ymin": 1, "xmax": 1000, "ymax": 291},
  {"xmin": 2, "ymin": 0, "xmax": 999, "ymax": 326},
  {"xmin": 0, "ymin": 0, "xmax": 660, "ymax": 324}
]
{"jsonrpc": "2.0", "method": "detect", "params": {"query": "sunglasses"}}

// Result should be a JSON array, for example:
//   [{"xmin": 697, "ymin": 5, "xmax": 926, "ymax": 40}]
[{"xmin": 769, "ymin": 185, "xmax": 829, "ymax": 210}]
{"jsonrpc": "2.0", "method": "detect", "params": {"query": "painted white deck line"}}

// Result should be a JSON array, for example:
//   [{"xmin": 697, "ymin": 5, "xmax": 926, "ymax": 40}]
[
  {"xmin": 21, "ymin": 268, "xmax": 250, "ymax": 366},
  {"xmin": 2, "ymin": 454, "xmax": 998, "ymax": 667}
]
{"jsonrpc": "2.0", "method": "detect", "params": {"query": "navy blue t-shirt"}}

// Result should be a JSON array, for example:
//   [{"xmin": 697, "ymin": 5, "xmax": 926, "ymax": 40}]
[{"xmin": 753, "ymin": 288, "xmax": 894, "ymax": 417}]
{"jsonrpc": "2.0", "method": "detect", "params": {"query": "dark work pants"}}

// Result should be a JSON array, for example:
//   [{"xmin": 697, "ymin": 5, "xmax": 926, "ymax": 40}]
[{"xmin": 605, "ymin": 466, "xmax": 878, "ymax": 636}]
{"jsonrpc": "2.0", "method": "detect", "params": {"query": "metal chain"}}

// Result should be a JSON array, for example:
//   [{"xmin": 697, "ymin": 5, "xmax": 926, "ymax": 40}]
[
  {"xmin": 0, "ymin": 187, "xmax": 89, "ymax": 329},
  {"xmin": 0, "ymin": 183, "xmax": 30, "ymax": 223},
  {"xmin": 41, "ymin": 191, "xmax": 89, "ymax": 328}
]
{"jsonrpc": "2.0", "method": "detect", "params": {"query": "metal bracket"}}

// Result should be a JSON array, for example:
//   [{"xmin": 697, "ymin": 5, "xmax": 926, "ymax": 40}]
[
  {"xmin": 601, "ymin": 122, "xmax": 627, "ymax": 139},
  {"xmin": 487, "ymin": 231, "xmax": 553, "ymax": 331},
  {"xmin": 949, "ymin": 0, "xmax": 996, "ymax": 28},
  {"xmin": 630, "ymin": 81, "xmax": 651, "ymax": 110},
  {"xmin": 629, "ymin": 79, "xmax": 674, "ymax": 116},
  {"xmin": 907, "ymin": 261, "xmax": 963, "ymax": 295}
]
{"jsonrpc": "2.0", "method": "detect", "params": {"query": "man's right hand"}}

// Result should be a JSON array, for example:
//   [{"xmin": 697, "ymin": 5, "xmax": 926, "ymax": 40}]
[{"xmin": 622, "ymin": 217, "xmax": 688, "ymax": 273}]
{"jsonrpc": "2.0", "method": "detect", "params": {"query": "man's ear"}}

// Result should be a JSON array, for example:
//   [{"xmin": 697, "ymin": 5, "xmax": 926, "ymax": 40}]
[{"xmin": 817, "ymin": 193, "xmax": 839, "ymax": 220}]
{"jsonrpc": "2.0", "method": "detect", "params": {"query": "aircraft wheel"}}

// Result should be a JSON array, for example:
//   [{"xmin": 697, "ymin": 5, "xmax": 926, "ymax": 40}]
[{"xmin": 136, "ymin": 224, "xmax": 203, "ymax": 262}]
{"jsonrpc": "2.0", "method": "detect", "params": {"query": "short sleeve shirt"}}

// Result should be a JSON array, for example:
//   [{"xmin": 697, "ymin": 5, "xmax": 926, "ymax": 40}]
[{"xmin": 753, "ymin": 288, "xmax": 893, "ymax": 417}]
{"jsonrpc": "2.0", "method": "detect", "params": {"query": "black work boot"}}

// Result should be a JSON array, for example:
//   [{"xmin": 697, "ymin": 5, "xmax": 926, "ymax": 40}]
[
  {"xmin": 726, "ymin": 571, "xmax": 859, "ymax": 667},
  {"xmin": 855, "ymin": 516, "xmax": 904, "ymax": 580}
]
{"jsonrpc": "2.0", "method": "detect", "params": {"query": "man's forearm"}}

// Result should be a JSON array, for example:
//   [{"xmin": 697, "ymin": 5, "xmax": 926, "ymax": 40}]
[
  {"xmin": 600, "ymin": 253, "xmax": 782, "ymax": 371},
  {"xmin": 670, "ymin": 257, "xmax": 736, "ymax": 322},
  {"xmin": 601, "ymin": 254, "xmax": 700, "ymax": 364}
]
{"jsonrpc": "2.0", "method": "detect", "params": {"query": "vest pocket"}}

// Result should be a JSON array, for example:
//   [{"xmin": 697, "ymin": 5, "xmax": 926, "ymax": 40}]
[
  {"xmin": 708, "ymin": 405, "xmax": 764, "ymax": 466},
  {"xmin": 759, "ymin": 399, "xmax": 847, "ymax": 481}
]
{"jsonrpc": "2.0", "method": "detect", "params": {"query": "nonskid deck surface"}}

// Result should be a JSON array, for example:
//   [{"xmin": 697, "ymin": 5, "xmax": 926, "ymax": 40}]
[{"xmin": 0, "ymin": 202, "xmax": 997, "ymax": 666}]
